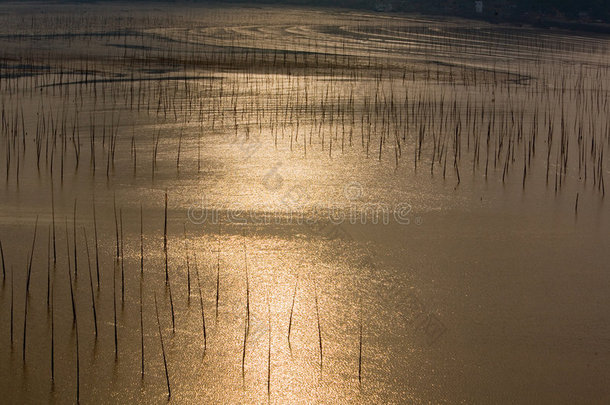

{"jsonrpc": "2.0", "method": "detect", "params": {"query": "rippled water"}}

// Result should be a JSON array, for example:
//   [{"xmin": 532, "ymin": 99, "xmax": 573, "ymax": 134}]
[{"xmin": 0, "ymin": 2, "xmax": 609, "ymax": 404}]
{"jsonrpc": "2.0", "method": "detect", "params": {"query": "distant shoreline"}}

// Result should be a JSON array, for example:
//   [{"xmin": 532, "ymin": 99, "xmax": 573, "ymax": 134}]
[
  {"xmin": 220, "ymin": 0, "xmax": 610, "ymax": 35},
  {"xmin": 3, "ymin": 0, "xmax": 610, "ymax": 35}
]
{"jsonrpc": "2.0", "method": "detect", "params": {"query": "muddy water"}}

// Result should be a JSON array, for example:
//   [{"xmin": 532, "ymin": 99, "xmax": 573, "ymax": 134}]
[{"xmin": 0, "ymin": 2, "xmax": 609, "ymax": 404}]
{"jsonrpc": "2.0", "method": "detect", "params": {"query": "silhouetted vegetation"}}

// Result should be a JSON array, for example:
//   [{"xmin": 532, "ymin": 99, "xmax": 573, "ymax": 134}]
[{"xmin": 187, "ymin": 0, "xmax": 610, "ymax": 23}]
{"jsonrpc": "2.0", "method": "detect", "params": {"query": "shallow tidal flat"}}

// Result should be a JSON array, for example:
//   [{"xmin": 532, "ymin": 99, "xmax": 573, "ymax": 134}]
[{"xmin": 0, "ymin": 2, "xmax": 609, "ymax": 403}]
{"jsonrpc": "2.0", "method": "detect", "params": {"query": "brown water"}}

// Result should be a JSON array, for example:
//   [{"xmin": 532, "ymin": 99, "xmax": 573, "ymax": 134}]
[{"xmin": 0, "ymin": 2, "xmax": 609, "ymax": 404}]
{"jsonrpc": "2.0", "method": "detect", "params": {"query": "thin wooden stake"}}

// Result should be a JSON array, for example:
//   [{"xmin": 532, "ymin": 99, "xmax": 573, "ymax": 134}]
[{"xmin": 154, "ymin": 293, "xmax": 171, "ymax": 400}]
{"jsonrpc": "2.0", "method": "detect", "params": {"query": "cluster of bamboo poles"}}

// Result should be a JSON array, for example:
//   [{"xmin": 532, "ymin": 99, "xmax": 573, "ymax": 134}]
[
  {"xmin": 0, "ymin": 190, "xmax": 367, "ymax": 402},
  {"xmin": 1, "ymin": 56, "xmax": 608, "ymax": 195},
  {"xmin": 0, "ymin": 11, "xmax": 607, "ymax": 189}
]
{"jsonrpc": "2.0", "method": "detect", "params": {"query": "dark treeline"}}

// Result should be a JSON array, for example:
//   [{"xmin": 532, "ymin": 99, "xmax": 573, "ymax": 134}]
[
  {"xmin": 158, "ymin": 0, "xmax": 610, "ymax": 23},
  {"xmin": 13, "ymin": 0, "xmax": 610, "ymax": 23}
]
